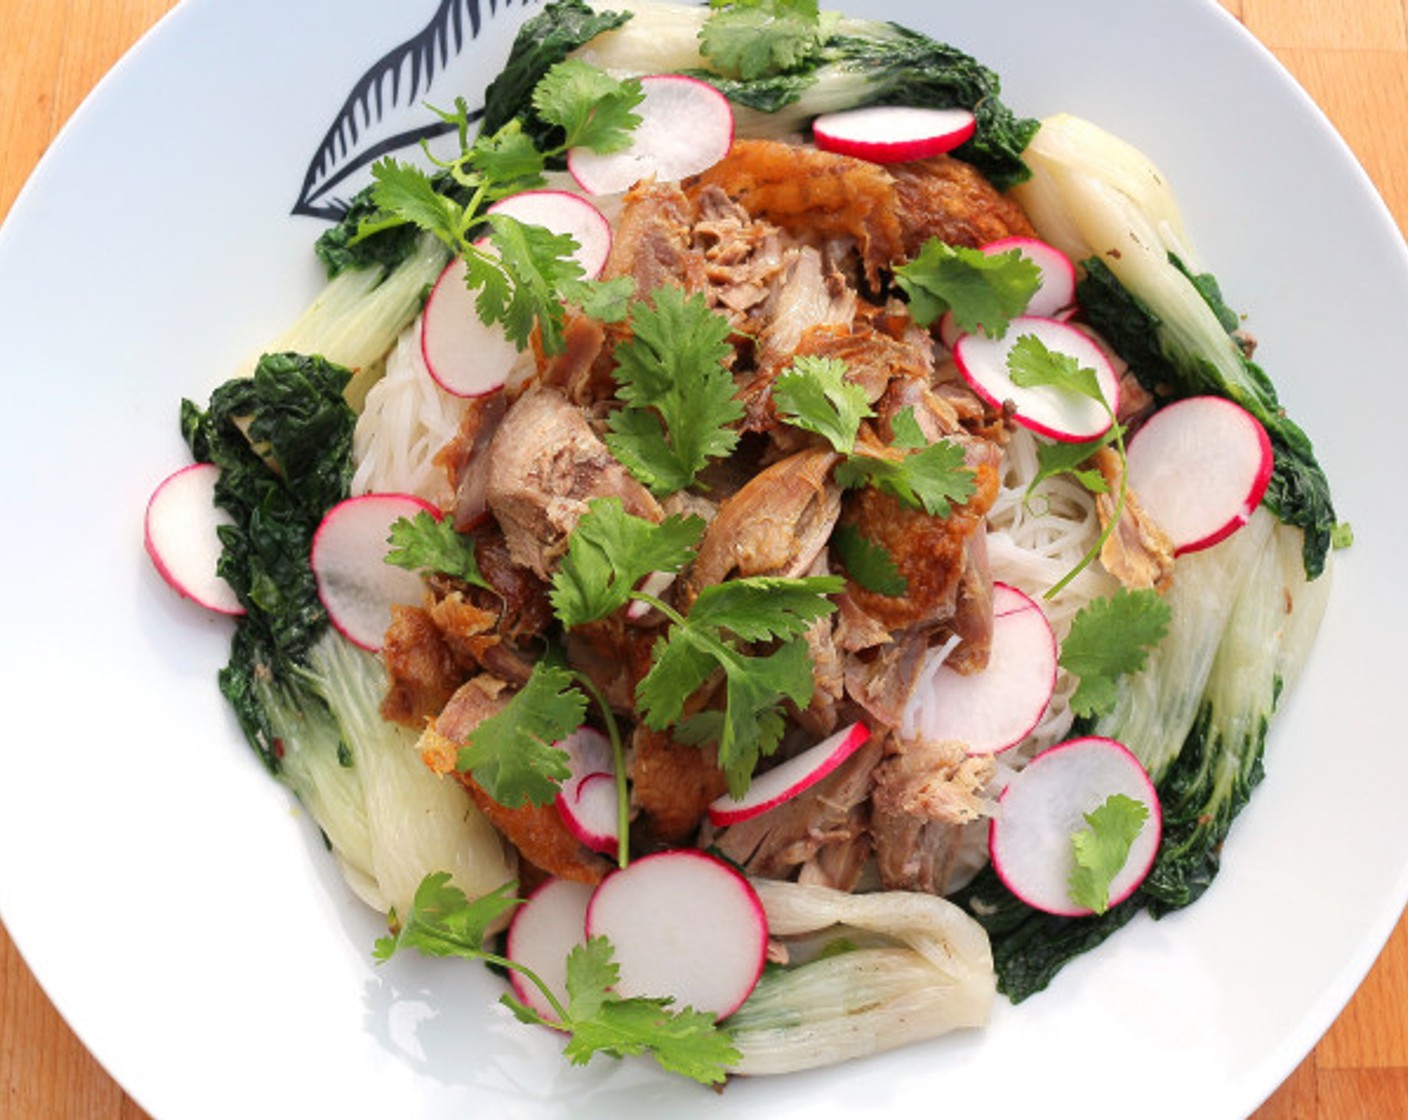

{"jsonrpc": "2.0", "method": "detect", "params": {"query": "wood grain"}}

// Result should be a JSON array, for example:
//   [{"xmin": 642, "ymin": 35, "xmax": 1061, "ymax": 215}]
[{"xmin": 1, "ymin": 1, "xmax": 1405, "ymax": 1116}]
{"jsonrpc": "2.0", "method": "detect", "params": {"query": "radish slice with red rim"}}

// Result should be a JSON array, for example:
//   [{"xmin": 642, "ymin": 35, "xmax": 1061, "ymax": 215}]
[
  {"xmin": 585, "ymin": 849, "xmax": 767, "ymax": 1020},
  {"xmin": 420, "ymin": 256, "xmax": 520, "ymax": 399},
  {"xmin": 557, "ymin": 771, "xmax": 619, "ymax": 856},
  {"xmin": 953, "ymin": 315, "xmax": 1121, "ymax": 442},
  {"xmin": 486, "ymin": 190, "xmax": 613, "ymax": 280},
  {"xmin": 981, "ymin": 236, "xmax": 1078, "ymax": 319},
  {"xmin": 144, "ymin": 462, "xmax": 245, "ymax": 616},
  {"xmin": 903, "ymin": 584, "xmax": 1056, "ymax": 756},
  {"xmin": 310, "ymin": 492, "xmax": 438, "ymax": 651},
  {"xmin": 989, "ymin": 736, "xmax": 1162, "ymax": 917},
  {"xmin": 567, "ymin": 74, "xmax": 734, "ymax": 195},
  {"xmin": 505, "ymin": 877, "xmax": 595, "ymax": 1021},
  {"xmin": 1125, "ymin": 395, "xmax": 1274, "ymax": 555},
  {"xmin": 707, "ymin": 722, "xmax": 871, "ymax": 827},
  {"xmin": 812, "ymin": 105, "xmax": 976, "ymax": 164}
]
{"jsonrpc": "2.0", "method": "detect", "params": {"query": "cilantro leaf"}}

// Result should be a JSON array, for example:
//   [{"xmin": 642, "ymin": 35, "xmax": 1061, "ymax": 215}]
[
  {"xmin": 522, "ymin": 936, "xmax": 739, "ymax": 1084},
  {"xmin": 479, "ymin": 214, "xmax": 588, "ymax": 352},
  {"xmin": 1061, "ymin": 588, "xmax": 1173, "ymax": 718},
  {"xmin": 366, "ymin": 157, "xmax": 462, "ymax": 245},
  {"xmin": 894, "ymin": 239, "xmax": 1040, "ymax": 336},
  {"xmin": 671, "ymin": 638, "xmax": 816, "ymax": 798},
  {"xmin": 532, "ymin": 60, "xmax": 643, "ymax": 153},
  {"xmin": 772, "ymin": 355, "xmax": 874, "ymax": 454},
  {"xmin": 357, "ymin": 59, "xmax": 643, "ymax": 360},
  {"xmin": 550, "ymin": 498, "xmax": 705, "ymax": 627},
  {"xmin": 1007, "ymin": 332, "xmax": 1105, "ymax": 402},
  {"xmin": 1027, "ymin": 429, "xmax": 1120, "ymax": 499},
  {"xmin": 638, "ymin": 580, "xmax": 833, "ymax": 799},
  {"xmin": 456, "ymin": 662, "xmax": 586, "ymax": 807},
  {"xmin": 831, "ymin": 523, "xmax": 907, "ymax": 596},
  {"xmin": 889, "ymin": 405, "xmax": 928, "ymax": 451},
  {"xmin": 687, "ymin": 574, "xmax": 844, "ymax": 642},
  {"xmin": 385, "ymin": 511, "xmax": 492, "ymax": 591},
  {"xmin": 836, "ymin": 439, "xmax": 977, "ymax": 517},
  {"xmin": 380, "ymin": 875, "xmax": 739, "ymax": 1086},
  {"xmin": 469, "ymin": 121, "xmax": 548, "ymax": 198},
  {"xmin": 373, "ymin": 872, "xmax": 521, "ymax": 963},
  {"xmin": 700, "ymin": 0, "xmax": 828, "ymax": 81},
  {"xmin": 1069, "ymin": 794, "xmax": 1151, "ymax": 915},
  {"xmin": 605, "ymin": 287, "xmax": 743, "ymax": 495}
]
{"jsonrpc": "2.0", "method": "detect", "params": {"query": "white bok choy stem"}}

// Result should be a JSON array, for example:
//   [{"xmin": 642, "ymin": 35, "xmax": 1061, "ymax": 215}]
[
  {"xmin": 1011, "ymin": 113, "xmax": 1258, "ymax": 408},
  {"xmin": 273, "ymin": 630, "xmax": 516, "ymax": 918},
  {"xmin": 726, "ymin": 879, "xmax": 994, "ymax": 1075}
]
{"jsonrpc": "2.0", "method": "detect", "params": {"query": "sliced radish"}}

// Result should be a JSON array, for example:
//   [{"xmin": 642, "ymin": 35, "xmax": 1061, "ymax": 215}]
[
  {"xmin": 567, "ymin": 74, "xmax": 734, "ymax": 196},
  {"xmin": 707, "ymin": 722, "xmax": 871, "ymax": 827},
  {"xmin": 812, "ymin": 105, "xmax": 976, "ymax": 164},
  {"xmin": 953, "ymin": 315, "xmax": 1121, "ymax": 442},
  {"xmin": 553, "ymin": 725, "xmax": 619, "ymax": 856},
  {"xmin": 904, "ymin": 584, "xmax": 1056, "ymax": 756},
  {"xmin": 558, "ymin": 772, "xmax": 620, "ymax": 856},
  {"xmin": 555, "ymin": 725, "xmax": 614, "ymax": 791},
  {"xmin": 420, "ymin": 255, "xmax": 520, "ymax": 399},
  {"xmin": 487, "ymin": 190, "xmax": 613, "ymax": 280},
  {"xmin": 989, "ymin": 736, "xmax": 1162, "ymax": 917},
  {"xmin": 1125, "ymin": 395, "xmax": 1274, "ymax": 555},
  {"xmin": 505, "ymin": 876, "xmax": 595, "ymax": 1021},
  {"xmin": 310, "ymin": 492, "xmax": 438, "ymax": 651},
  {"xmin": 981, "ymin": 236, "xmax": 1077, "ymax": 319},
  {"xmin": 144, "ymin": 462, "xmax": 244, "ymax": 616},
  {"xmin": 585, "ymin": 849, "xmax": 767, "ymax": 1019},
  {"xmin": 625, "ymin": 568, "xmax": 677, "ymax": 622}
]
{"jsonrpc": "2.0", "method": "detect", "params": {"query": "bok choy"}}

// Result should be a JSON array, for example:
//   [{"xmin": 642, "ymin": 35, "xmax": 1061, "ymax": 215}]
[
  {"xmin": 1011, "ymin": 113, "xmax": 1340, "ymax": 578},
  {"xmin": 729, "ymin": 879, "xmax": 994, "ymax": 1073},
  {"xmin": 183, "ymin": 351, "xmax": 512, "ymax": 917}
]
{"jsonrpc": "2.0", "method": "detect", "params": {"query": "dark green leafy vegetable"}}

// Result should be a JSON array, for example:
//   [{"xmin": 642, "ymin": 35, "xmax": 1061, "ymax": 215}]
[{"xmin": 181, "ymin": 352, "xmax": 357, "ymax": 769}]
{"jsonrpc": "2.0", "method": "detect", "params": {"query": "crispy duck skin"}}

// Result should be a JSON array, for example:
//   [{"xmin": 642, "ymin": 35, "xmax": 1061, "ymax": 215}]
[{"xmin": 688, "ymin": 138, "xmax": 904, "ymax": 287}]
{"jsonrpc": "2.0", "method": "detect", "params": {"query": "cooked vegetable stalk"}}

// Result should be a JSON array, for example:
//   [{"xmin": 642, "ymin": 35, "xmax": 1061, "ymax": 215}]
[
  {"xmin": 183, "ymin": 352, "xmax": 511, "ymax": 915},
  {"xmin": 1011, "ymin": 113, "xmax": 1339, "ymax": 577},
  {"xmin": 728, "ymin": 879, "xmax": 994, "ymax": 1073},
  {"xmin": 272, "ymin": 232, "xmax": 447, "ymax": 409}
]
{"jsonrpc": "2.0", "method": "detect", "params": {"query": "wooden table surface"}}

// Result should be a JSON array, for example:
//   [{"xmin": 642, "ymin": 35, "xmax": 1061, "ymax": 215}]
[{"xmin": 2, "ymin": 0, "xmax": 1406, "ymax": 1116}]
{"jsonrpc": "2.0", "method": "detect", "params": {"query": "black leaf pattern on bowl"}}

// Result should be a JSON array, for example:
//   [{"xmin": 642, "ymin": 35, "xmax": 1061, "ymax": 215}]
[{"xmin": 293, "ymin": 0, "xmax": 536, "ymax": 219}]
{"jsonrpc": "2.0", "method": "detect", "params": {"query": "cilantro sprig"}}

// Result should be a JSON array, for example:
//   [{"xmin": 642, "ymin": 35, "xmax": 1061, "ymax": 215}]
[
  {"xmin": 552, "ymin": 499, "xmax": 843, "ymax": 796},
  {"xmin": 605, "ymin": 288, "xmax": 744, "ymax": 496},
  {"xmin": 1006, "ymin": 333, "xmax": 1126, "ymax": 597},
  {"xmin": 700, "ymin": 0, "xmax": 830, "ymax": 81},
  {"xmin": 772, "ymin": 357, "xmax": 977, "ymax": 518},
  {"xmin": 894, "ymin": 239, "xmax": 1041, "ymax": 339},
  {"xmin": 355, "ymin": 61, "xmax": 641, "ymax": 355},
  {"xmin": 376, "ymin": 872, "xmax": 739, "ymax": 1084},
  {"xmin": 385, "ymin": 510, "xmax": 493, "ymax": 591},
  {"xmin": 1060, "ymin": 587, "xmax": 1172, "ymax": 718},
  {"xmin": 456, "ymin": 661, "xmax": 585, "ymax": 808},
  {"xmin": 1068, "ymin": 794, "xmax": 1151, "ymax": 915}
]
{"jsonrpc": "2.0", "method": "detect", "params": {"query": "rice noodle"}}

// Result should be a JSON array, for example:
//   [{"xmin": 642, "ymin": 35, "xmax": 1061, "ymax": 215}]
[{"xmin": 350, "ymin": 324, "xmax": 469, "ymax": 506}]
